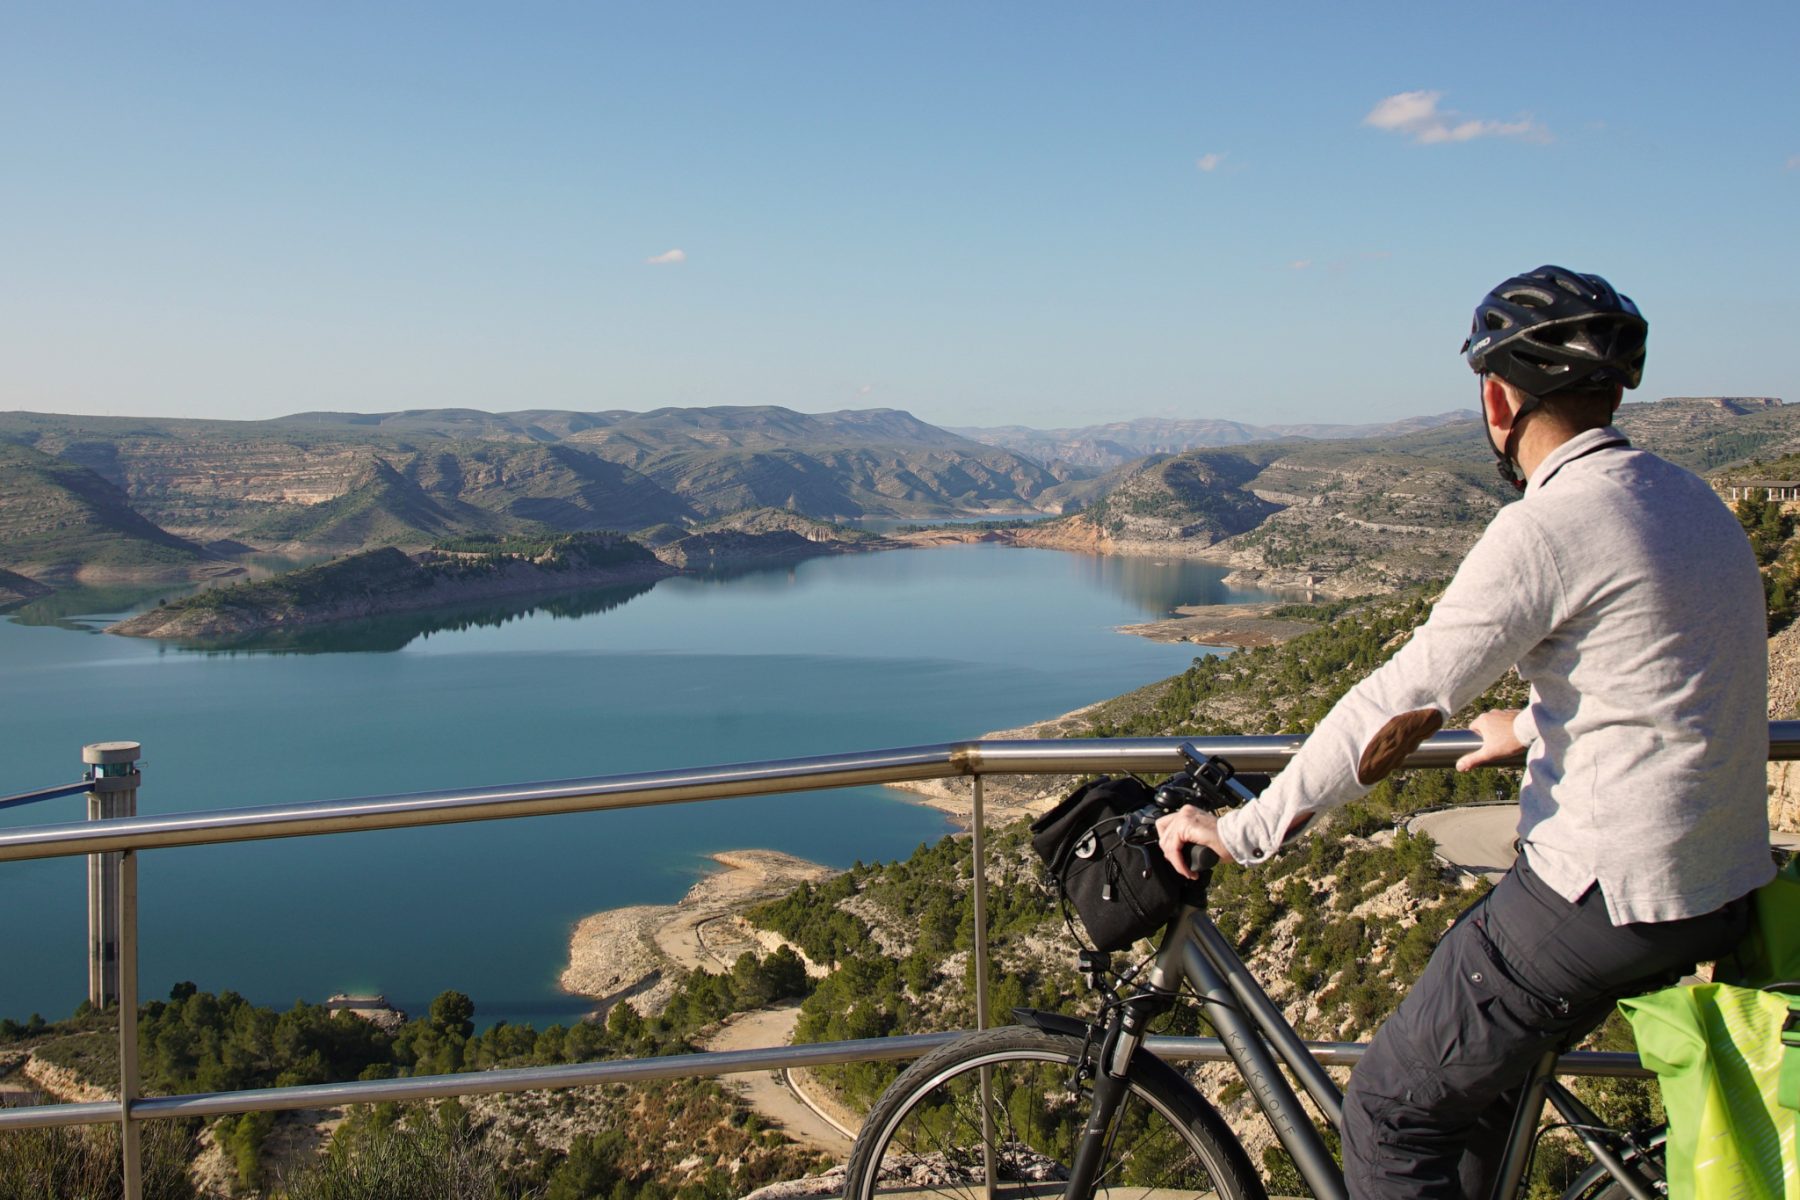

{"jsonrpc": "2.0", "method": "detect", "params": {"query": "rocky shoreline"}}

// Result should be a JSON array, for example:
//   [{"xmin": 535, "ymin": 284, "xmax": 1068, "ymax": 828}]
[
  {"xmin": 560, "ymin": 851, "xmax": 836, "ymax": 1016},
  {"xmin": 1118, "ymin": 600, "xmax": 1317, "ymax": 648}
]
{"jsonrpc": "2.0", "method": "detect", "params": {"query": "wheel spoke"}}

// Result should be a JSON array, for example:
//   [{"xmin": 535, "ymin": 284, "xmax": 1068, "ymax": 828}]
[{"xmin": 850, "ymin": 1033, "xmax": 1243, "ymax": 1200}]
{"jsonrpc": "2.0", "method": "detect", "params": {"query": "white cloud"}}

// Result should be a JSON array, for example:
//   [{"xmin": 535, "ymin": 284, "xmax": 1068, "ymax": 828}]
[
  {"xmin": 1364, "ymin": 90, "xmax": 1549, "ymax": 145},
  {"xmin": 645, "ymin": 248, "xmax": 687, "ymax": 265},
  {"xmin": 857, "ymin": 384, "xmax": 874, "ymax": 397},
  {"xmin": 1288, "ymin": 259, "xmax": 1313, "ymax": 271},
  {"xmin": 1787, "ymin": 154, "xmax": 1800, "ymax": 171},
  {"xmin": 1196, "ymin": 152, "xmax": 1226, "ymax": 172}
]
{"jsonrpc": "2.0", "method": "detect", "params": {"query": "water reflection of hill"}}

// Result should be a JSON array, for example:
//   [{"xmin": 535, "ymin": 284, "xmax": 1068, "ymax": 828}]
[
  {"xmin": 8, "ymin": 583, "xmax": 193, "ymax": 631},
  {"xmin": 1076, "ymin": 554, "xmax": 1252, "ymax": 618},
  {"xmin": 171, "ymin": 580, "xmax": 660, "ymax": 655}
]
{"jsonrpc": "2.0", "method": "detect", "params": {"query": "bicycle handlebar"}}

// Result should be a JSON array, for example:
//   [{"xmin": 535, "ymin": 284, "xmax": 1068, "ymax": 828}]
[{"xmin": 1128, "ymin": 744, "xmax": 1274, "ymax": 878}]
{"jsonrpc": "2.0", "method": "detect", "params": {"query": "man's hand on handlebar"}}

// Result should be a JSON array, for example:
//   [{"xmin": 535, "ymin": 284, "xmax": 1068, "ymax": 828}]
[
  {"xmin": 1455, "ymin": 708, "xmax": 1525, "ymax": 772},
  {"xmin": 1156, "ymin": 805, "xmax": 1237, "ymax": 880}
]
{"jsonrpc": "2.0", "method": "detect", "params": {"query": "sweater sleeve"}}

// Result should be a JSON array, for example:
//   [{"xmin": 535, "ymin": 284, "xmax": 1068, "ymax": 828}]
[{"xmin": 1216, "ymin": 507, "xmax": 1565, "ymax": 865}]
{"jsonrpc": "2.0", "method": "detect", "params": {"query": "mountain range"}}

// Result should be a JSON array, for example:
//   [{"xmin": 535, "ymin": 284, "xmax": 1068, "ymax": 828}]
[
  {"xmin": 0, "ymin": 397, "xmax": 1791, "ymax": 593},
  {"xmin": 949, "ymin": 411, "xmax": 1472, "ymax": 471},
  {"xmin": 0, "ymin": 406, "xmax": 1058, "ymax": 579}
]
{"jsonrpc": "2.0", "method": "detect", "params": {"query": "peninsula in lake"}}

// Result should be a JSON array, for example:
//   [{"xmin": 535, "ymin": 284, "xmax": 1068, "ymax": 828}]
[{"xmin": 107, "ymin": 526, "xmax": 868, "ymax": 641}]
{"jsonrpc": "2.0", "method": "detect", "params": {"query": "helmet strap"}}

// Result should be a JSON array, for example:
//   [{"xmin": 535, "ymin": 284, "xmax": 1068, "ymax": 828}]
[{"xmin": 1480, "ymin": 377, "xmax": 1534, "ymax": 492}]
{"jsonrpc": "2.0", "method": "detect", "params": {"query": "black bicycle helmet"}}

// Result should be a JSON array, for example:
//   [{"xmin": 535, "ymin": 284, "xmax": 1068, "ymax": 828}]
[{"xmin": 1462, "ymin": 265, "xmax": 1647, "ymax": 395}]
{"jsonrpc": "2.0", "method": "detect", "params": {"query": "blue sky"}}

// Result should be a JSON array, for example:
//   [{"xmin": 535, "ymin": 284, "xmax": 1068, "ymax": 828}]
[{"xmin": 3, "ymin": 3, "xmax": 1795, "ymax": 428}]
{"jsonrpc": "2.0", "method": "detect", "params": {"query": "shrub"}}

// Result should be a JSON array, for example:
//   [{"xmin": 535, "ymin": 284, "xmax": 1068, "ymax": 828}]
[
  {"xmin": 0, "ymin": 1122, "xmax": 197, "ymax": 1200},
  {"xmin": 277, "ymin": 1107, "xmax": 535, "ymax": 1200}
]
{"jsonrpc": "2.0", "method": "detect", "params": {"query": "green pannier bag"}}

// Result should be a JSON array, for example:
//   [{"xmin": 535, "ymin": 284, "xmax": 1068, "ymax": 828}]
[{"xmin": 1618, "ymin": 858, "xmax": 1800, "ymax": 1200}]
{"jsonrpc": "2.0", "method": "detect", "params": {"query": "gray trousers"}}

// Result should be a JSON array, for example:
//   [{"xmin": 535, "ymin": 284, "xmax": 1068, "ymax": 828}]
[{"xmin": 1341, "ymin": 853, "xmax": 1752, "ymax": 1199}]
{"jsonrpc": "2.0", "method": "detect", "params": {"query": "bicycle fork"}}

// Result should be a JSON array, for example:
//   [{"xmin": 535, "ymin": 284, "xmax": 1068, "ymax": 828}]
[{"xmin": 1062, "ymin": 997, "xmax": 1161, "ymax": 1200}]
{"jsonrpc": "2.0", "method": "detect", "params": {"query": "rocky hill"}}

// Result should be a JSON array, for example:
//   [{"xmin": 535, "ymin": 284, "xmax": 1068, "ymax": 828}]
[
  {"xmin": 0, "ymin": 443, "xmax": 230, "ymax": 582},
  {"xmin": 6, "ymin": 396, "xmax": 1791, "ymax": 600},
  {"xmin": 1018, "ymin": 397, "xmax": 1797, "ymax": 594},
  {"xmin": 0, "ymin": 406, "xmax": 1055, "ymax": 573},
  {"xmin": 1017, "ymin": 432, "xmax": 1507, "ymax": 592},
  {"xmin": 951, "ymin": 411, "xmax": 1470, "ymax": 472}
]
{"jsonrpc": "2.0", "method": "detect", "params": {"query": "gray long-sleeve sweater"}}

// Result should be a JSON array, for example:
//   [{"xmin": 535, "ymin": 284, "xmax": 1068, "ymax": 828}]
[{"xmin": 1216, "ymin": 427, "xmax": 1775, "ymax": 924}]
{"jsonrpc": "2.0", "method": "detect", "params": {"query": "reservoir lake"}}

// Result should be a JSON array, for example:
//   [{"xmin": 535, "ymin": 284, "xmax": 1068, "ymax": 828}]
[{"xmin": 0, "ymin": 544, "xmax": 1273, "ymax": 1028}]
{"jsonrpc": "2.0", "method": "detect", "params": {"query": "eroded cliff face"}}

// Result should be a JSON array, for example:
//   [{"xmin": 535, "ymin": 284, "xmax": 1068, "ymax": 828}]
[{"xmin": 46, "ymin": 434, "xmax": 375, "ymax": 540}]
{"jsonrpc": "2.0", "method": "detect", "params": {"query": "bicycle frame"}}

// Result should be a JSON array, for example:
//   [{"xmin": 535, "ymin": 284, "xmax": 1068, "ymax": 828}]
[{"xmin": 1061, "ymin": 901, "xmax": 1667, "ymax": 1200}]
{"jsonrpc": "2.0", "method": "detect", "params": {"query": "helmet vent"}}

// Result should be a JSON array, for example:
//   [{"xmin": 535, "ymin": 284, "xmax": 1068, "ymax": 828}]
[{"xmin": 1464, "ymin": 265, "xmax": 1647, "ymax": 392}]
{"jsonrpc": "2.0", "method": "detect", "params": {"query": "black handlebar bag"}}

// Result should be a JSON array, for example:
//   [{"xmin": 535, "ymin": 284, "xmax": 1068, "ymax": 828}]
[{"xmin": 1030, "ymin": 775, "xmax": 1196, "ymax": 953}]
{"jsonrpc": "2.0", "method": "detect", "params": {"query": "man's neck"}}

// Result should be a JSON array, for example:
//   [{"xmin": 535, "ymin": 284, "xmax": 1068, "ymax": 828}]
[{"xmin": 1515, "ymin": 420, "xmax": 1599, "ymax": 481}]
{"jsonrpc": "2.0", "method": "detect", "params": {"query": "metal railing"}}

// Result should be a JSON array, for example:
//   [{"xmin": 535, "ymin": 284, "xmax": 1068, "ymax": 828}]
[{"xmin": 4, "ymin": 723, "xmax": 1799, "ymax": 1198}]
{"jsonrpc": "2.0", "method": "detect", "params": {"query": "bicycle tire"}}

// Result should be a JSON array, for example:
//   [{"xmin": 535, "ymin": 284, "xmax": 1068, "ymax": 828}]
[{"xmin": 843, "ymin": 1025, "xmax": 1266, "ymax": 1200}]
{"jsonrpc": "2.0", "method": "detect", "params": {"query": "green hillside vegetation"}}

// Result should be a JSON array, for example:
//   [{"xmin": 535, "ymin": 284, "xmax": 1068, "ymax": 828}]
[
  {"xmin": 241, "ymin": 458, "xmax": 509, "ymax": 549},
  {"xmin": 0, "ymin": 443, "xmax": 220, "ymax": 581},
  {"xmin": 1730, "ymin": 490, "xmax": 1800, "ymax": 633},
  {"xmin": 3, "ymin": 948, "xmax": 814, "ymax": 1199}
]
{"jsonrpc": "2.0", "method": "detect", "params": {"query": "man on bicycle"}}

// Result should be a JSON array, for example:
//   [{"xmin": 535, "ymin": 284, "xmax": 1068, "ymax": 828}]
[{"xmin": 1157, "ymin": 265, "xmax": 1775, "ymax": 1198}]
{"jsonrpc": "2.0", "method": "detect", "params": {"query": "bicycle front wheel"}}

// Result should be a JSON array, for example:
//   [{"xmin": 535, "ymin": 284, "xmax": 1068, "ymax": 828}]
[{"xmin": 843, "ymin": 1025, "xmax": 1265, "ymax": 1200}]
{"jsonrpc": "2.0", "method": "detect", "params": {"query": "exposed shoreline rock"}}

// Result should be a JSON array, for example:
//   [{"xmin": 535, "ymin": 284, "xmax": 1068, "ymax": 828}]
[
  {"xmin": 1118, "ymin": 601, "xmax": 1318, "ymax": 648},
  {"xmin": 560, "ymin": 851, "xmax": 835, "ymax": 1017}
]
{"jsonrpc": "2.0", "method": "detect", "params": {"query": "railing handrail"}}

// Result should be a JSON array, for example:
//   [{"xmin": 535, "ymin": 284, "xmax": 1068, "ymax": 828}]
[
  {"xmin": 7, "ymin": 721, "xmax": 1798, "ymax": 863},
  {"xmin": 0, "ymin": 1032, "xmax": 1653, "ymax": 1134},
  {"xmin": 0, "ymin": 779, "xmax": 94, "ymax": 813},
  {"xmin": 5, "ymin": 722, "xmax": 1795, "ymax": 1195}
]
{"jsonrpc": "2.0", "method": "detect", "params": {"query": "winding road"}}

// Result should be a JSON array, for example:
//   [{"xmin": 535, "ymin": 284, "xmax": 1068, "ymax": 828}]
[
  {"xmin": 1409, "ymin": 804, "xmax": 1800, "ymax": 881},
  {"xmin": 699, "ymin": 1003, "xmax": 856, "ymax": 1157}
]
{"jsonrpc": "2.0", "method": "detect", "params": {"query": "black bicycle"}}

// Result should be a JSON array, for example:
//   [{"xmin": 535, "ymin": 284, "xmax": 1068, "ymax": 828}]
[{"xmin": 842, "ymin": 744, "xmax": 1666, "ymax": 1200}]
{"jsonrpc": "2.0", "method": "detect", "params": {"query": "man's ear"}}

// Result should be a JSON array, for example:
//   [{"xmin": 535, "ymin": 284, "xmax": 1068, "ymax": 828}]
[{"xmin": 1482, "ymin": 376, "xmax": 1517, "ymax": 433}]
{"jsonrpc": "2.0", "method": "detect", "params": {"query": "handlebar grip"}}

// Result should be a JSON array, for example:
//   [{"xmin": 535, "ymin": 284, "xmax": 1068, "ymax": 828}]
[{"xmin": 1185, "ymin": 844, "xmax": 1218, "ymax": 876}]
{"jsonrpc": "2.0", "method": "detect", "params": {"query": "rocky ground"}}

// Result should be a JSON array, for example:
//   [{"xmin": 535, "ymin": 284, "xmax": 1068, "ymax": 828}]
[
  {"xmin": 1766, "ymin": 623, "xmax": 1800, "ymax": 831},
  {"xmin": 560, "ymin": 851, "xmax": 837, "ymax": 1016}
]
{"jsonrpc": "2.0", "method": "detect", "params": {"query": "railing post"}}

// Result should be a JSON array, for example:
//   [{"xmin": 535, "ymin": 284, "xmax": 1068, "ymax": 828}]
[
  {"xmin": 970, "ymin": 775, "xmax": 989, "ymax": 1030},
  {"xmin": 83, "ymin": 742, "xmax": 139, "ymax": 1011},
  {"xmin": 970, "ymin": 775, "xmax": 997, "ymax": 1199},
  {"xmin": 118, "ymin": 847, "xmax": 142, "ymax": 1200}
]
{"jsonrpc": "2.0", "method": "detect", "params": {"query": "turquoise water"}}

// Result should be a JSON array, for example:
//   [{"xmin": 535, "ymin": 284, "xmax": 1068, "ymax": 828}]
[{"xmin": 0, "ymin": 545, "xmax": 1270, "ymax": 1027}]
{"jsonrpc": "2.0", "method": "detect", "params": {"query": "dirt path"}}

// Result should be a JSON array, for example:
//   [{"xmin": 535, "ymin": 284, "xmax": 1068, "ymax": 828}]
[{"xmin": 701, "ymin": 1003, "xmax": 855, "ymax": 1158}]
